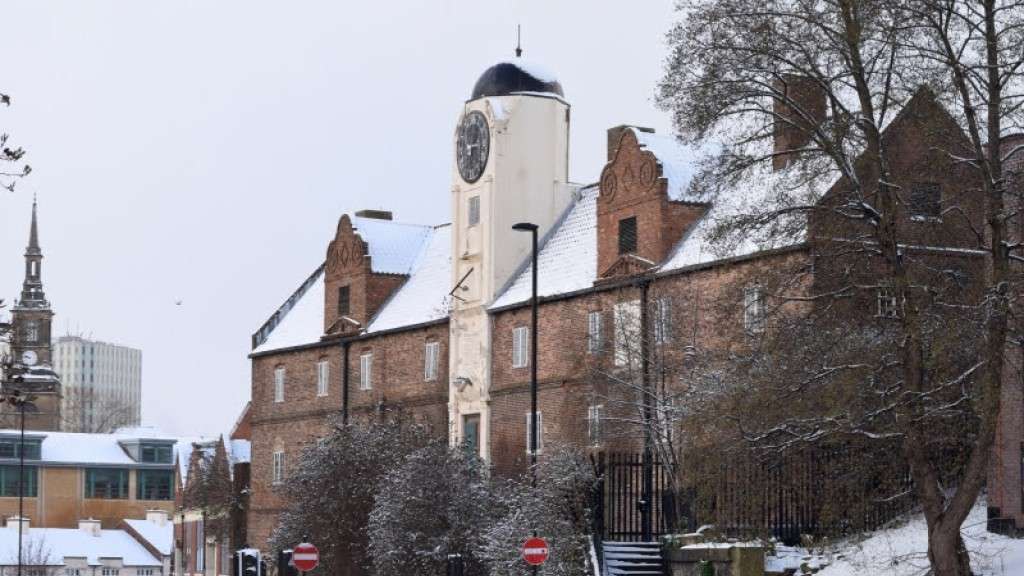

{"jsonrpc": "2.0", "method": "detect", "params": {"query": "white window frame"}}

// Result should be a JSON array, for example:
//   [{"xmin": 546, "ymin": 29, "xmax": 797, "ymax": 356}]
[
  {"xmin": 272, "ymin": 450, "xmax": 284, "ymax": 484},
  {"xmin": 526, "ymin": 411, "xmax": 543, "ymax": 455},
  {"xmin": 587, "ymin": 311, "xmax": 603, "ymax": 354},
  {"xmin": 360, "ymin": 353, "xmax": 373, "ymax": 390},
  {"xmin": 877, "ymin": 287, "xmax": 901, "ymax": 318},
  {"xmin": 424, "ymin": 341, "xmax": 440, "ymax": 382},
  {"xmin": 587, "ymin": 404, "xmax": 604, "ymax": 446},
  {"xmin": 613, "ymin": 300, "xmax": 641, "ymax": 367},
  {"xmin": 654, "ymin": 297, "xmax": 672, "ymax": 344},
  {"xmin": 743, "ymin": 286, "xmax": 766, "ymax": 334},
  {"xmin": 316, "ymin": 360, "xmax": 329, "ymax": 397},
  {"xmin": 512, "ymin": 326, "xmax": 529, "ymax": 368},
  {"xmin": 273, "ymin": 367, "xmax": 285, "ymax": 403}
]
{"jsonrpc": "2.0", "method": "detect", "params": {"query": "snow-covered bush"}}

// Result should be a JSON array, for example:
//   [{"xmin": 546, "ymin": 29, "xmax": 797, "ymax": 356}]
[
  {"xmin": 269, "ymin": 417, "xmax": 432, "ymax": 575},
  {"xmin": 369, "ymin": 442, "xmax": 501, "ymax": 575},
  {"xmin": 479, "ymin": 444, "xmax": 598, "ymax": 576}
]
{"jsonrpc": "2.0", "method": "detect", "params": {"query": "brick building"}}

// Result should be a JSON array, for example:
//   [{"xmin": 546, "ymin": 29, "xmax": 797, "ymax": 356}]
[{"xmin": 247, "ymin": 59, "xmax": 1024, "ymax": 555}]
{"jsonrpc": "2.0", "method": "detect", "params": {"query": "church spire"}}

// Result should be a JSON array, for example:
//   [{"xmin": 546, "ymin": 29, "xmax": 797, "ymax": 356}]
[{"xmin": 20, "ymin": 197, "xmax": 46, "ymax": 307}]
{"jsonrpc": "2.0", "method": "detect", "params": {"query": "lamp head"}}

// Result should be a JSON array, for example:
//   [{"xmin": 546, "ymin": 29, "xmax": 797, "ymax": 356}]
[{"xmin": 512, "ymin": 222, "xmax": 538, "ymax": 232}]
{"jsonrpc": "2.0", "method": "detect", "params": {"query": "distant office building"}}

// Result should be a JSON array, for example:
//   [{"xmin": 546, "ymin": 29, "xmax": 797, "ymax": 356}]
[{"xmin": 53, "ymin": 336, "xmax": 142, "ymax": 433}]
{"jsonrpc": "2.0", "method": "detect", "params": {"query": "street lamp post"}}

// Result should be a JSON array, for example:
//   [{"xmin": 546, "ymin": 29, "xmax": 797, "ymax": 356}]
[
  {"xmin": 0, "ymin": 388, "xmax": 37, "ymax": 576},
  {"xmin": 512, "ymin": 221, "xmax": 539, "ymax": 576}
]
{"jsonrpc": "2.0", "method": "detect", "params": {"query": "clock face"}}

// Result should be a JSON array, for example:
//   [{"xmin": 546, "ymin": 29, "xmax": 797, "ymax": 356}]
[
  {"xmin": 456, "ymin": 111, "xmax": 490, "ymax": 183},
  {"xmin": 21, "ymin": 350, "xmax": 37, "ymax": 366}
]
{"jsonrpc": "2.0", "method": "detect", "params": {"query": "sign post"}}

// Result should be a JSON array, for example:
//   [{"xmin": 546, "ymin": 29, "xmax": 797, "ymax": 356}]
[
  {"xmin": 522, "ymin": 537, "xmax": 549, "ymax": 567},
  {"xmin": 292, "ymin": 542, "xmax": 319, "ymax": 574}
]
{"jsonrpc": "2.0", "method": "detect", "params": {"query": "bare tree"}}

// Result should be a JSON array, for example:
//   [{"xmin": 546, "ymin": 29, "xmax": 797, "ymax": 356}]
[
  {"xmin": 658, "ymin": 1, "xmax": 1024, "ymax": 574},
  {"xmin": 60, "ymin": 388, "xmax": 138, "ymax": 433},
  {"xmin": 0, "ymin": 90, "xmax": 30, "ymax": 193}
]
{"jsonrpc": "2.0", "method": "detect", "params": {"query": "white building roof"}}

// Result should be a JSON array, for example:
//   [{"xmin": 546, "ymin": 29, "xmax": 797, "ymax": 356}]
[
  {"xmin": 352, "ymin": 216, "xmax": 434, "ymax": 275},
  {"xmin": 123, "ymin": 519, "xmax": 172, "ymax": 557},
  {"xmin": 0, "ymin": 429, "xmax": 182, "ymax": 468},
  {"xmin": 0, "ymin": 526, "xmax": 162, "ymax": 567},
  {"xmin": 366, "ymin": 224, "xmax": 451, "ymax": 333}
]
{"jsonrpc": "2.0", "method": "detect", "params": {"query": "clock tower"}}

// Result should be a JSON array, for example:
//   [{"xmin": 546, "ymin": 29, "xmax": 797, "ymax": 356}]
[
  {"xmin": 449, "ymin": 59, "xmax": 573, "ymax": 460},
  {"xmin": 3, "ymin": 199, "xmax": 62, "ymax": 430}
]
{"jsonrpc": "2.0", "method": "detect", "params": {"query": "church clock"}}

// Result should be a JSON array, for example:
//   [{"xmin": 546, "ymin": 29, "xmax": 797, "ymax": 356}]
[{"xmin": 456, "ymin": 111, "xmax": 489, "ymax": 183}]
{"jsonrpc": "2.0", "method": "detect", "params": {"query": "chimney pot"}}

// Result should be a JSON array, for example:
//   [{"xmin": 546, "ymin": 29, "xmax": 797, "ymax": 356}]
[
  {"xmin": 145, "ymin": 509, "xmax": 169, "ymax": 527},
  {"xmin": 6, "ymin": 516, "xmax": 29, "ymax": 531}
]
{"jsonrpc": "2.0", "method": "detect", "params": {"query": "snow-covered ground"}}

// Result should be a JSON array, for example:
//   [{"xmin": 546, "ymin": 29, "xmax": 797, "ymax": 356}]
[{"xmin": 764, "ymin": 500, "xmax": 1024, "ymax": 575}]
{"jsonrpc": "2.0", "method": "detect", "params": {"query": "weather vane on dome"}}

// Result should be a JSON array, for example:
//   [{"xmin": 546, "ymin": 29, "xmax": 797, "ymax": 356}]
[{"xmin": 515, "ymin": 24, "xmax": 522, "ymax": 58}]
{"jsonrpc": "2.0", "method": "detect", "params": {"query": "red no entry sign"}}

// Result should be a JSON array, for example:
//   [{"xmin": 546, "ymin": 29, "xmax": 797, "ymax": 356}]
[
  {"xmin": 292, "ymin": 542, "xmax": 319, "ymax": 572},
  {"xmin": 522, "ymin": 537, "xmax": 549, "ymax": 566}
]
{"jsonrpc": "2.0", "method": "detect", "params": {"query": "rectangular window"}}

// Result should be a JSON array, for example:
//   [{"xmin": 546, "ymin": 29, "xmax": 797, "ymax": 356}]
[
  {"xmin": 0, "ymin": 439, "xmax": 42, "ymax": 460},
  {"xmin": 743, "ymin": 286, "xmax": 766, "ymax": 334},
  {"xmin": 526, "ymin": 411, "xmax": 543, "ymax": 455},
  {"xmin": 65, "ymin": 570, "xmax": 81, "ymax": 576},
  {"xmin": 587, "ymin": 311, "xmax": 603, "ymax": 354},
  {"xmin": 910, "ymin": 182, "xmax": 941, "ymax": 219},
  {"xmin": 140, "ymin": 443, "xmax": 173, "ymax": 463},
  {"xmin": 84, "ymin": 468, "xmax": 129, "ymax": 499},
  {"xmin": 587, "ymin": 405, "xmax": 604, "ymax": 446},
  {"xmin": 137, "ymin": 469, "xmax": 174, "ymax": 500},
  {"xmin": 468, "ymin": 195, "xmax": 480, "ymax": 227},
  {"xmin": 272, "ymin": 451, "xmax": 284, "ymax": 484},
  {"xmin": 317, "ymin": 360, "xmax": 329, "ymax": 396},
  {"xmin": 462, "ymin": 414, "xmax": 480, "ymax": 456},
  {"xmin": 512, "ymin": 326, "xmax": 529, "ymax": 368},
  {"xmin": 360, "ymin": 353, "xmax": 373, "ymax": 390},
  {"xmin": 618, "ymin": 216, "xmax": 637, "ymax": 255},
  {"xmin": 101, "ymin": 570, "xmax": 119, "ymax": 576},
  {"xmin": 338, "ymin": 285, "xmax": 350, "ymax": 316},
  {"xmin": 138, "ymin": 570, "xmax": 154, "ymax": 576},
  {"xmin": 654, "ymin": 297, "xmax": 672, "ymax": 344},
  {"xmin": 274, "ymin": 367, "xmax": 285, "ymax": 403},
  {"xmin": 424, "ymin": 342, "xmax": 440, "ymax": 382},
  {"xmin": 0, "ymin": 466, "xmax": 38, "ymax": 497},
  {"xmin": 614, "ymin": 300, "xmax": 641, "ymax": 367},
  {"xmin": 877, "ymin": 287, "xmax": 900, "ymax": 318}
]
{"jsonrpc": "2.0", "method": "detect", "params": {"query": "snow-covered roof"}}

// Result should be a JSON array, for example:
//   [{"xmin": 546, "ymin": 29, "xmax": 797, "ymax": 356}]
[
  {"xmin": 251, "ymin": 268, "xmax": 325, "ymax": 354},
  {"xmin": 0, "ymin": 429, "xmax": 182, "ymax": 468},
  {"xmin": 0, "ymin": 526, "xmax": 162, "ymax": 567},
  {"xmin": 366, "ymin": 224, "xmax": 451, "ymax": 333},
  {"xmin": 123, "ymin": 519, "xmax": 172, "ymax": 557},
  {"xmin": 631, "ymin": 128, "xmax": 701, "ymax": 203},
  {"xmin": 352, "ymin": 217, "xmax": 434, "ymax": 275},
  {"xmin": 491, "ymin": 187, "xmax": 598, "ymax": 309}
]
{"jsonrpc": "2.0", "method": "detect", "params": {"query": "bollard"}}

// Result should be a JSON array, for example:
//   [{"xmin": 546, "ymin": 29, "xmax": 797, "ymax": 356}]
[{"xmin": 446, "ymin": 553, "xmax": 464, "ymax": 576}]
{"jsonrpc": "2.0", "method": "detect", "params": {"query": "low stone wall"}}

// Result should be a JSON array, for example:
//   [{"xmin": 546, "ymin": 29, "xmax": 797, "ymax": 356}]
[{"xmin": 665, "ymin": 543, "xmax": 764, "ymax": 576}]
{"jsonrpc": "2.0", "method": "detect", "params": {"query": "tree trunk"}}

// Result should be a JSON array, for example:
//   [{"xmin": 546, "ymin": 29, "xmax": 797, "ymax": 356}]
[{"xmin": 927, "ymin": 523, "xmax": 972, "ymax": 576}]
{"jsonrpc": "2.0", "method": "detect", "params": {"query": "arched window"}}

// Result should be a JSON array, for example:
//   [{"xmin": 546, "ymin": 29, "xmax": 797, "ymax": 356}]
[{"xmin": 25, "ymin": 321, "xmax": 38, "ymax": 343}]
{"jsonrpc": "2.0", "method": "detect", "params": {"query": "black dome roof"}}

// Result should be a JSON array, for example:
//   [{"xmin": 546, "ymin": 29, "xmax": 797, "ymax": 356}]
[{"xmin": 471, "ymin": 61, "xmax": 564, "ymax": 100}]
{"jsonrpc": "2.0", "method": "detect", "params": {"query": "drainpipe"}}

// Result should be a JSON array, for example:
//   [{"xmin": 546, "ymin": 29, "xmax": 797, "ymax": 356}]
[
  {"xmin": 639, "ymin": 277, "xmax": 654, "ymax": 542},
  {"xmin": 341, "ymin": 341, "xmax": 350, "ymax": 425}
]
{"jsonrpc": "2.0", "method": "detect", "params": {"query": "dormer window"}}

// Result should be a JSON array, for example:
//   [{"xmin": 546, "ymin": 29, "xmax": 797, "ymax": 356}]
[
  {"xmin": 618, "ymin": 217, "xmax": 637, "ymax": 255},
  {"xmin": 139, "ymin": 443, "xmax": 173, "ymax": 464},
  {"xmin": 0, "ymin": 438, "xmax": 41, "ymax": 460}
]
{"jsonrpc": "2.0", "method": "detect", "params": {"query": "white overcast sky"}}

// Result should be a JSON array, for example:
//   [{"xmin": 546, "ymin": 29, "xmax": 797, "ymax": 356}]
[{"xmin": 0, "ymin": 1, "xmax": 679, "ymax": 437}]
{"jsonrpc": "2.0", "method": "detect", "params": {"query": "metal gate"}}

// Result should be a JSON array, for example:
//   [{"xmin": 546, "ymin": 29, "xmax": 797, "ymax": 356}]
[{"xmin": 592, "ymin": 452, "xmax": 680, "ymax": 542}]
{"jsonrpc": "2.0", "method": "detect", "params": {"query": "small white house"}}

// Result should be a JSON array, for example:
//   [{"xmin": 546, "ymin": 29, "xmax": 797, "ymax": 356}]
[{"xmin": 0, "ymin": 516, "xmax": 163, "ymax": 576}]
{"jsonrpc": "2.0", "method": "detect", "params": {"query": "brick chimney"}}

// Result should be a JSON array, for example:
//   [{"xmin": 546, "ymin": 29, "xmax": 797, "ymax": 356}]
[
  {"xmin": 773, "ymin": 75, "xmax": 826, "ymax": 170},
  {"xmin": 79, "ymin": 518, "xmax": 102, "ymax": 536},
  {"xmin": 145, "ymin": 509, "xmax": 169, "ymax": 527}
]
